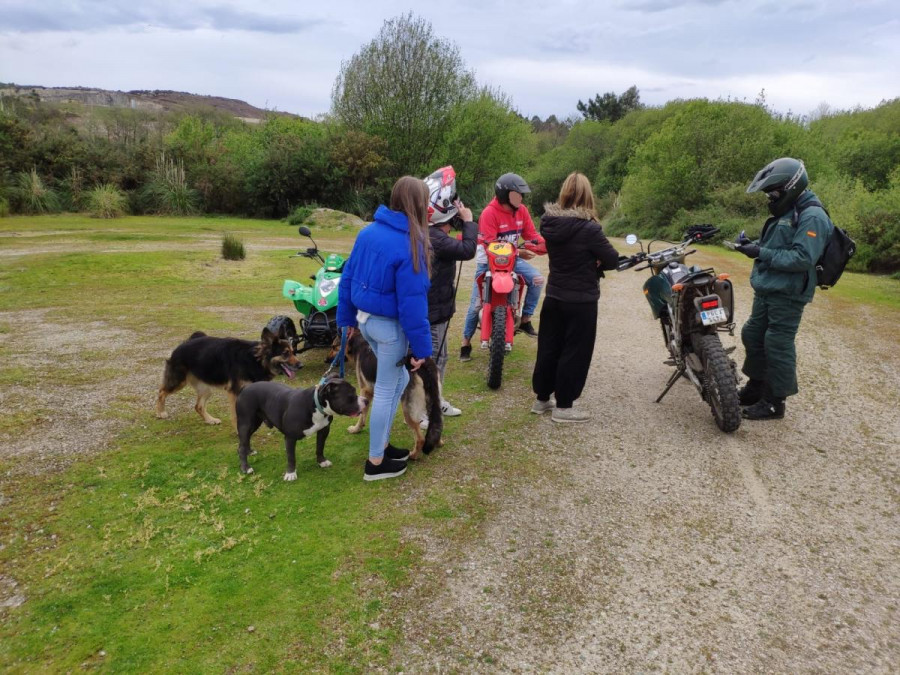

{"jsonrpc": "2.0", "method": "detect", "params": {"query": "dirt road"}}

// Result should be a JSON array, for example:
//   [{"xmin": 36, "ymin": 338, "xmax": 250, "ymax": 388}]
[{"xmin": 395, "ymin": 250, "xmax": 899, "ymax": 672}]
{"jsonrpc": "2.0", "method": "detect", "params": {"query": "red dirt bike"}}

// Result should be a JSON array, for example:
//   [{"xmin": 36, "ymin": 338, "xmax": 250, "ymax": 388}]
[{"xmin": 475, "ymin": 240, "xmax": 543, "ymax": 389}]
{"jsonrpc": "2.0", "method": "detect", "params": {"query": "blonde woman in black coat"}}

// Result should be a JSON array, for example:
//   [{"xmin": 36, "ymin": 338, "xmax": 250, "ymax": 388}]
[{"xmin": 531, "ymin": 172, "xmax": 620, "ymax": 423}]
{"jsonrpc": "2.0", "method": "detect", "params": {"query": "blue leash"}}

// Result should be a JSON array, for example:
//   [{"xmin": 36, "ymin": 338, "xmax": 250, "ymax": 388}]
[
  {"xmin": 323, "ymin": 326, "xmax": 348, "ymax": 380},
  {"xmin": 315, "ymin": 326, "xmax": 348, "ymax": 416}
]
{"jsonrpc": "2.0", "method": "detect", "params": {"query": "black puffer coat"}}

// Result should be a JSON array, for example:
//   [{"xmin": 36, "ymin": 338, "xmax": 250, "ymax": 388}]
[
  {"xmin": 540, "ymin": 204, "xmax": 620, "ymax": 303},
  {"xmin": 427, "ymin": 220, "xmax": 478, "ymax": 324}
]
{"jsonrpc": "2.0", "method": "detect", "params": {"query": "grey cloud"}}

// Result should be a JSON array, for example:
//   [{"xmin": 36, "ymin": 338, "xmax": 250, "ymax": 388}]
[
  {"xmin": 622, "ymin": 0, "xmax": 730, "ymax": 13},
  {"xmin": 0, "ymin": 2, "xmax": 321, "ymax": 34}
]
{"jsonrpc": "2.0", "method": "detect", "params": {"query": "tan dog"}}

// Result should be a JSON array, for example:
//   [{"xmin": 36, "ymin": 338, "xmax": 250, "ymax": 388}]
[
  {"xmin": 343, "ymin": 331, "xmax": 443, "ymax": 459},
  {"xmin": 157, "ymin": 328, "xmax": 302, "ymax": 432}
]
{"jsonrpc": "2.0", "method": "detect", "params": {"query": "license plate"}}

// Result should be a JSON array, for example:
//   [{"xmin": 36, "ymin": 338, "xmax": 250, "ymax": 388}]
[{"xmin": 700, "ymin": 308, "xmax": 728, "ymax": 325}]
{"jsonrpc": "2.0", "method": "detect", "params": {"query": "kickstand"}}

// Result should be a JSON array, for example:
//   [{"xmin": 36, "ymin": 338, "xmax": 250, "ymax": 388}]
[{"xmin": 656, "ymin": 366, "xmax": 685, "ymax": 403}]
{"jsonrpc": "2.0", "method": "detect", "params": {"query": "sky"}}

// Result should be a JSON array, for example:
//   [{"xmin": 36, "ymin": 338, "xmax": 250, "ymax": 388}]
[{"xmin": 1, "ymin": 0, "xmax": 898, "ymax": 120}]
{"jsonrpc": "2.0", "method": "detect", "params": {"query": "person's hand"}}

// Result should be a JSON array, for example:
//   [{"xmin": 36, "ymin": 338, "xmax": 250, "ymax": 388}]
[
  {"xmin": 736, "ymin": 242, "xmax": 761, "ymax": 259},
  {"xmin": 409, "ymin": 357, "xmax": 426, "ymax": 372},
  {"xmin": 735, "ymin": 231, "xmax": 752, "ymax": 246},
  {"xmin": 518, "ymin": 247, "xmax": 535, "ymax": 260},
  {"xmin": 455, "ymin": 199, "xmax": 473, "ymax": 223}
]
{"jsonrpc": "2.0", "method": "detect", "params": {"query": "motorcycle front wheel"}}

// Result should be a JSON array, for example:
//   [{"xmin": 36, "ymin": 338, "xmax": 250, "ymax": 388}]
[
  {"xmin": 696, "ymin": 334, "xmax": 741, "ymax": 433},
  {"xmin": 486, "ymin": 305, "xmax": 506, "ymax": 390}
]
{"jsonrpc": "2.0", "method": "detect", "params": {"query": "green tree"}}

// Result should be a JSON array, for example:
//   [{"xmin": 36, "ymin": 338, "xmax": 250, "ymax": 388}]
[
  {"xmin": 577, "ymin": 85, "xmax": 643, "ymax": 123},
  {"xmin": 620, "ymin": 100, "xmax": 778, "ymax": 232},
  {"xmin": 436, "ymin": 90, "xmax": 534, "ymax": 197},
  {"xmin": 331, "ymin": 12, "xmax": 477, "ymax": 176}
]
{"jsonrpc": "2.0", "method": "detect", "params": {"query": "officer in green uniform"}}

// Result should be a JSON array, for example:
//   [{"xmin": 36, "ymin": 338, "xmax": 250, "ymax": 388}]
[{"xmin": 735, "ymin": 158, "xmax": 833, "ymax": 420}]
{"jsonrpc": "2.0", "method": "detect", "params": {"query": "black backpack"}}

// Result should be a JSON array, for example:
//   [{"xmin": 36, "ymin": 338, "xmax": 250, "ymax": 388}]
[{"xmin": 793, "ymin": 200, "xmax": 856, "ymax": 290}]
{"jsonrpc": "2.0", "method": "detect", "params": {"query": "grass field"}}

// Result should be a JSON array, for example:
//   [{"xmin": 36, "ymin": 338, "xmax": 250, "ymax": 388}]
[
  {"xmin": 0, "ymin": 214, "xmax": 544, "ymax": 671},
  {"xmin": 1, "ymin": 215, "xmax": 897, "ymax": 671}
]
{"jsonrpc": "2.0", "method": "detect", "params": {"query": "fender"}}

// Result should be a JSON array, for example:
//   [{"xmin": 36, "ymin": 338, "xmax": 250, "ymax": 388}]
[
  {"xmin": 492, "ymin": 271, "xmax": 515, "ymax": 294},
  {"xmin": 643, "ymin": 274, "xmax": 672, "ymax": 319},
  {"xmin": 283, "ymin": 279, "xmax": 316, "ymax": 314}
]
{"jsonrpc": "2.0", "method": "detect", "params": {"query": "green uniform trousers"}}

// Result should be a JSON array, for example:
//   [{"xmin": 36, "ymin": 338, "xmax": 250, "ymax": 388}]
[{"xmin": 741, "ymin": 293, "xmax": 806, "ymax": 398}]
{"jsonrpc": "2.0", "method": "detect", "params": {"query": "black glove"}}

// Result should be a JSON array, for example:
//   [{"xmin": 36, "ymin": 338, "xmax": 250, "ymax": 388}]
[{"xmin": 736, "ymin": 242, "xmax": 760, "ymax": 259}]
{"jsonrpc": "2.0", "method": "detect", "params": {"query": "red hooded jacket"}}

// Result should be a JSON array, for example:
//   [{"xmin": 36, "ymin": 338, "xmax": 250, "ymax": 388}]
[{"xmin": 475, "ymin": 198, "xmax": 545, "ymax": 265}]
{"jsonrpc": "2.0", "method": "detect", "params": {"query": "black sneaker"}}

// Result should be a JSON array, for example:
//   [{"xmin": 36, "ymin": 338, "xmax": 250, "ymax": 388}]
[
  {"xmin": 738, "ymin": 379, "xmax": 765, "ymax": 406},
  {"xmin": 459, "ymin": 345, "xmax": 472, "ymax": 362},
  {"xmin": 742, "ymin": 398, "xmax": 785, "ymax": 420},
  {"xmin": 363, "ymin": 457, "xmax": 408, "ymax": 481},
  {"xmin": 384, "ymin": 443, "xmax": 410, "ymax": 461},
  {"xmin": 517, "ymin": 321, "xmax": 538, "ymax": 338}
]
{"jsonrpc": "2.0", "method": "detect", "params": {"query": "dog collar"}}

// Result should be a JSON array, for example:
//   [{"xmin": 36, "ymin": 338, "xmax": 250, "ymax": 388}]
[{"xmin": 313, "ymin": 384, "xmax": 329, "ymax": 416}]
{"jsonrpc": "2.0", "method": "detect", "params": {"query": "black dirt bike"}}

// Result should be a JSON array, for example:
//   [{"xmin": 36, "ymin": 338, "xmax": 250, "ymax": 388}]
[{"xmin": 617, "ymin": 227, "xmax": 741, "ymax": 432}]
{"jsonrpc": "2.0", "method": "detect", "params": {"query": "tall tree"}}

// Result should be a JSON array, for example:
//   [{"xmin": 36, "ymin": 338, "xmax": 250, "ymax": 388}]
[
  {"xmin": 331, "ymin": 13, "xmax": 477, "ymax": 176},
  {"xmin": 577, "ymin": 85, "xmax": 643, "ymax": 123}
]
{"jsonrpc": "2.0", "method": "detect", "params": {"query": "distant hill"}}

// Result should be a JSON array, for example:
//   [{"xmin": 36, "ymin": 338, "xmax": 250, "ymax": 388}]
[{"xmin": 0, "ymin": 84, "xmax": 299, "ymax": 123}]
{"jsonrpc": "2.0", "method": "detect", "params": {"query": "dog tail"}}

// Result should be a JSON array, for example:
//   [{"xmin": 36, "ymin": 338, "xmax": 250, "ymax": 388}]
[
  {"xmin": 420, "ymin": 359, "xmax": 443, "ymax": 454},
  {"xmin": 188, "ymin": 331, "xmax": 207, "ymax": 340}
]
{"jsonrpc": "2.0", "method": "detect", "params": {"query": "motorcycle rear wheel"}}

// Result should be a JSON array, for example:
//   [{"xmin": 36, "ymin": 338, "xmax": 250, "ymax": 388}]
[
  {"xmin": 487, "ymin": 305, "xmax": 506, "ymax": 390},
  {"xmin": 697, "ymin": 334, "xmax": 741, "ymax": 433}
]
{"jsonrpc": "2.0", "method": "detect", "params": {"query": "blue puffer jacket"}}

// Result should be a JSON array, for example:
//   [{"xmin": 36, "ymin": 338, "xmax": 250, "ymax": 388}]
[{"xmin": 337, "ymin": 206, "xmax": 433, "ymax": 358}]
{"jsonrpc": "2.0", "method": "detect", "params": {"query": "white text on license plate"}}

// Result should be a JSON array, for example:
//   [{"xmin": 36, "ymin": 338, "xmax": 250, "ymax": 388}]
[{"xmin": 700, "ymin": 308, "xmax": 728, "ymax": 325}]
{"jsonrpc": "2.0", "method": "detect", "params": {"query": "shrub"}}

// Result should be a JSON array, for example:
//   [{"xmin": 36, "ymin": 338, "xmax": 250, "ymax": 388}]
[
  {"xmin": 221, "ymin": 233, "xmax": 246, "ymax": 261},
  {"xmin": 0, "ymin": 196, "xmax": 9, "ymax": 217},
  {"xmin": 86, "ymin": 183, "xmax": 129, "ymax": 218},
  {"xmin": 10, "ymin": 168, "xmax": 61, "ymax": 214},
  {"xmin": 287, "ymin": 204, "xmax": 317, "ymax": 225},
  {"xmin": 141, "ymin": 155, "xmax": 199, "ymax": 215}
]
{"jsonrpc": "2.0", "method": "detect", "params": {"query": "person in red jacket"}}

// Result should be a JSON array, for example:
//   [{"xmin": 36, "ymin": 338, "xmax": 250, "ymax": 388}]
[{"xmin": 459, "ymin": 173, "xmax": 545, "ymax": 360}]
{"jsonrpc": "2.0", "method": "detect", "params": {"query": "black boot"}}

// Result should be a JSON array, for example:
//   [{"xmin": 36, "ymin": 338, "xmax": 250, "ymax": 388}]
[
  {"xmin": 742, "ymin": 397, "xmax": 785, "ymax": 420},
  {"xmin": 738, "ymin": 378, "xmax": 765, "ymax": 406}
]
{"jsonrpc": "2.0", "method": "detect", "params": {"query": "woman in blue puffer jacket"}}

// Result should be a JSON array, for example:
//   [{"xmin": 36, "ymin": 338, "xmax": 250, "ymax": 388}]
[{"xmin": 337, "ymin": 176, "xmax": 433, "ymax": 481}]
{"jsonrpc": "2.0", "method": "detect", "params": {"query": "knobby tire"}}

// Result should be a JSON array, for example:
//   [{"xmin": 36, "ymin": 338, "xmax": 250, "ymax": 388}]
[
  {"xmin": 487, "ymin": 305, "xmax": 506, "ymax": 390},
  {"xmin": 697, "ymin": 333, "xmax": 741, "ymax": 433}
]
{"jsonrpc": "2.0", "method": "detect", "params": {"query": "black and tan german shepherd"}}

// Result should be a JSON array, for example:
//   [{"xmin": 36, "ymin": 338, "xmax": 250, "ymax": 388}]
[
  {"xmin": 156, "ymin": 327, "xmax": 302, "ymax": 431},
  {"xmin": 344, "ymin": 331, "xmax": 443, "ymax": 459}
]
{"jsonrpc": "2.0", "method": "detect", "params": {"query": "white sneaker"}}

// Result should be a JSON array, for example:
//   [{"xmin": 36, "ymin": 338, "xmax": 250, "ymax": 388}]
[
  {"xmin": 440, "ymin": 400, "xmax": 461, "ymax": 417},
  {"xmin": 530, "ymin": 398, "xmax": 554, "ymax": 415},
  {"xmin": 504, "ymin": 343, "xmax": 512, "ymax": 353},
  {"xmin": 480, "ymin": 340, "xmax": 489, "ymax": 349},
  {"xmin": 551, "ymin": 407, "xmax": 592, "ymax": 424}
]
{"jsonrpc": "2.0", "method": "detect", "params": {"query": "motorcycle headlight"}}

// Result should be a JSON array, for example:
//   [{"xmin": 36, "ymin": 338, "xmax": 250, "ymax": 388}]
[{"xmin": 318, "ymin": 279, "xmax": 337, "ymax": 295}]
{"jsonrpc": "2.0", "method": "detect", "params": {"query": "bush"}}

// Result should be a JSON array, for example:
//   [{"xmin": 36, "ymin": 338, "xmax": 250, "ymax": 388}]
[
  {"xmin": 10, "ymin": 168, "xmax": 61, "ymax": 214},
  {"xmin": 287, "ymin": 204, "xmax": 317, "ymax": 225},
  {"xmin": 221, "ymin": 233, "xmax": 246, "ymax": 261},
  {"xmin": 0, "ymin": 196, "xmax": 9, "ymax": 217},
  {"xmin": 86, "ymin": 183, "xmax": 129, "ymax": 218},
  {"xmin": 141, "ymin": 155, "xmax": 199, "ymax": 215}
]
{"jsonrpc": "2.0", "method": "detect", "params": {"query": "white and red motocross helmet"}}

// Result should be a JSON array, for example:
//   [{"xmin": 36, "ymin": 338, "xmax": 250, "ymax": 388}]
[{"xmin": 424, "ymin": 166, "xmax": 458, "ymax": 225}]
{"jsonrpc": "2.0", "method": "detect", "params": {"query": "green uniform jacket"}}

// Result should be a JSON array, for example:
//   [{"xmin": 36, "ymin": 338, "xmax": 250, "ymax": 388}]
[{"xmin": 749, "ymin": 190, "xmax": 833, "ymax": 304}]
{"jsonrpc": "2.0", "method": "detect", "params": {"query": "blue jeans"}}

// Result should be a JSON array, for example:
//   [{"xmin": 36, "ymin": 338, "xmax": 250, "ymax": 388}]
[
  {"xmin": 462, "ymin": 259, "xmax": 542, "ymax": 340},
  {"xmin": 358, "ymin": 315, "xmax": 410, "ymax": 460}
]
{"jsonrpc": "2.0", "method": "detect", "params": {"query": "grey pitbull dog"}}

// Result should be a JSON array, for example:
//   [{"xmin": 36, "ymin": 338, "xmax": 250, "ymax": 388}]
[{"xmin": 235, "ymin": 377, "xmax": 366, "ymax": 480}]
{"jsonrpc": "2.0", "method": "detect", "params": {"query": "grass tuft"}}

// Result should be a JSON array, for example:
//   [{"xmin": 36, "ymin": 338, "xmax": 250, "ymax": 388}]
[
  {"xmin": 86, "ymin": 183, "xmax": 129, "ymax": 218},
  {"xmin": 221, "ymin": 232, "xmax": 246, "ymax": 260},
  {"xmin": 10, "ymin": 168, "xmax": 61, "ymax": 215},
  {"xmin": 141, "ymin": 155, "xmax": 200, "ymax": 215}
]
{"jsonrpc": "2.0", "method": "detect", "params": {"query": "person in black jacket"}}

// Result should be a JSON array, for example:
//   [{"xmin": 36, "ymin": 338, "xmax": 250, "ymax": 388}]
[
  {"xmin": 531, "ymin": 172, "xmax": 620, "ymax": 423},
  {"xmin": 424, "ymin": 166, "xmax": 478, "ymax": 418}
]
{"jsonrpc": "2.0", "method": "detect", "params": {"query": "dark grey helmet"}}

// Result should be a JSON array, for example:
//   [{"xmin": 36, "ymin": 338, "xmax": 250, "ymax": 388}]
[
  {"xmin": 747, "ymin": 157, "xmax": 808, "ymax": 217},
  {"xmin": 495, "ymin": 172, "xmax": 531, "ymax": 206}
]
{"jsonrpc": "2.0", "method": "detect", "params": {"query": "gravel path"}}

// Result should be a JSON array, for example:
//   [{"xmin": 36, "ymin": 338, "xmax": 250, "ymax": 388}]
[{"xmin": 394, "ymin": 250, "xmax": 899, "ymax": 673}]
